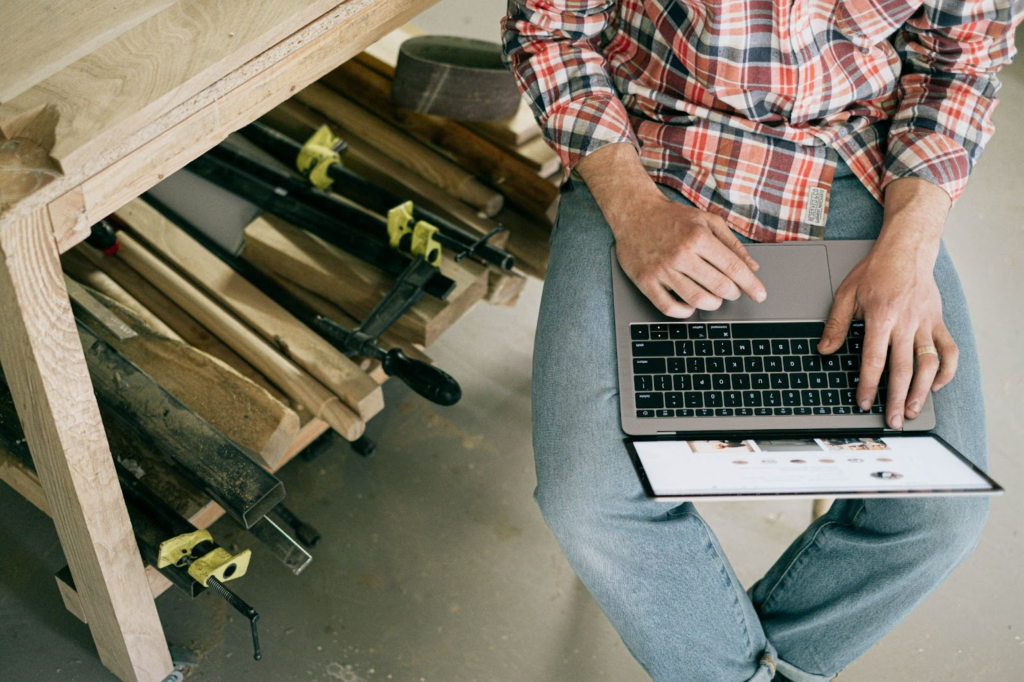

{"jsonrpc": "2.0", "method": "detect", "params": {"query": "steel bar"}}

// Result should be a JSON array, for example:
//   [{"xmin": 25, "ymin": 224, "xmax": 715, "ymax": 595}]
[
  {"xmin": 77, "ymin": 323, "xmax": 285, "ymax": 528},
  {"xmin": 246, "ymin": 516, "xmax": 313, "ymax": 575}
]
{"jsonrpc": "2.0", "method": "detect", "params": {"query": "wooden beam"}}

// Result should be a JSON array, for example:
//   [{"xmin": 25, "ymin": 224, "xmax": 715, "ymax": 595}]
[
  {"xmin": 486, "ymin": 268, "xmax": 528, "ymax": 307},
  {"xmin": 1, "ymin": 0, "xmax": 397, "ymax": 190},
  {"xmin": 1, "ymin": 0, "xmax": 442, "ymax": 240},
  {"xmin": 0, "ymin": 445, "xmax": 50, "ymax": 516},
  {"xmin": 116, "ymin": 198, "xmax": 384, "ymax": 421},
  {"xmin": 61, "ymin": 250, "xmax": 182, "ymax": 339},
  {"xmin": 0, "ymin": 208, "xmax": 172, "ymax": 682},
  {"xmin": 81, "ymin": 291, "xmax": 301, "ymax": 470},
  {"xmin": 292, "ymin": 84, "xmax": 504, "ymax": 216},
  {"xmin": 72, "ymin": 242, "xmax": 291, "ymax": 406},
  {"xmin": 465, "ymin": 103, "xmax": 544, "ymax": 148},
  {"xmin": 266, "ymin": 270, "xmax": 436, "ymax": 368},
  {"xmin": 111, "ymin": 230, "xmax": 365, "ymax": 441},
  {"xmin": 494, "ymin": 205, "xmax": 552, "ymax": 280},
  {"xmin": 244, "ymin": 214, "xmax": 488, "ymax": 347}
]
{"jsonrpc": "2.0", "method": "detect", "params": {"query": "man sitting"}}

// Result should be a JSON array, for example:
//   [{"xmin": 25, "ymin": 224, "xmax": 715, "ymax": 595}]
[{"xmin": 502, "ymin": 1, "xmax": 1021, "ymax": 680}]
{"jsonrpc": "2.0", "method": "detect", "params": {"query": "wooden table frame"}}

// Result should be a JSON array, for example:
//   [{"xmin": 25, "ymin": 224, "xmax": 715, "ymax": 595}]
[{"xmin": 0, "ymin": 2, "xmax": 437, "ymax": 680}]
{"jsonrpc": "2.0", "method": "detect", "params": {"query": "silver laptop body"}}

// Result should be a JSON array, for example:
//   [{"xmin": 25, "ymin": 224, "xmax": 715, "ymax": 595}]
[{"xmin": 613, "ymin": 240, "xmax": 936, "ymax": 437}]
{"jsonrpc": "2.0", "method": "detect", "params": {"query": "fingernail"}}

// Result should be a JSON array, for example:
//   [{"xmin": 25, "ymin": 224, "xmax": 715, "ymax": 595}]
[
  {"xmin": 754, "ymin": 289, "xmax": 766, "ymax": 302},
  {"xmin": 908, "ymin": 400, "xmax": 920, "ymax": 414},
  {"xmin": 860, "ymin": 400, "xmax": 871, "ymax": 410},
  {"xmin": 892, "ymin": 414, "xmax": 903, "ymax": 428}
]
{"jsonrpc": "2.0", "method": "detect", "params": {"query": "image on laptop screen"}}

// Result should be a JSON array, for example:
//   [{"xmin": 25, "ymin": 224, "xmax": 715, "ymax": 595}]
[{"xmin": 631, "ymin": 434, "xmax": 998, "ymax": 499}]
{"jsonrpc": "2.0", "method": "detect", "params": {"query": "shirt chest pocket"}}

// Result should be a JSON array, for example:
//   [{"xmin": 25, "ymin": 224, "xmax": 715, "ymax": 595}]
[{"xmin": 829, "ymin": 0, "xmax": 920, "ymax": 50}]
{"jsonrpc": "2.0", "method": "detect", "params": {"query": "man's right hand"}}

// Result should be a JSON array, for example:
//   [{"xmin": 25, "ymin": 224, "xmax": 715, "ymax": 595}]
[{"xmin": 576, "ymin": 143, "xmax": 766, "ymax": 318}]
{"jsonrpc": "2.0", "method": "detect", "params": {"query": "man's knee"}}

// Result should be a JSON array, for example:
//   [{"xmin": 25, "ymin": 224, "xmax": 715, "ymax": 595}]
[{"xmin": 866, "ymin": 495, "xmax": 989, "ymax": 568}]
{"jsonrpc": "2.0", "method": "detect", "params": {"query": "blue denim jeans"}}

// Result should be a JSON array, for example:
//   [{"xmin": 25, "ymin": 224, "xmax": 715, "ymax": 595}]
[{"xmin": 532, "ymin": 161, "xmax": 990, "ymax": 681}]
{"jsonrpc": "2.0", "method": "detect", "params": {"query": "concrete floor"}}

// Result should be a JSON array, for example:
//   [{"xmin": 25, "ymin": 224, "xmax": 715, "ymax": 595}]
[{"xmin": 1, "ymin": 3, "xmax": 1022, "ymax": 680}]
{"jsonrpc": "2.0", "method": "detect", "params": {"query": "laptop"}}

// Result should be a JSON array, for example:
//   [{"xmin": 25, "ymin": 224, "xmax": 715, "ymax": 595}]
[{"xmin": 611, "ymin": 241, "xmax": 1002, "ymax": 501}]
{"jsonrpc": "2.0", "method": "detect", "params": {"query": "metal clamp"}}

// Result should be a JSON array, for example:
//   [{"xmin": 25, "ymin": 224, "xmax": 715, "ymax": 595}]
[
  {"xmin": 157, "ymin": 529, "xmax": 252, "ymax": 586},
  {"xmin": 296, "ymin": 125, "xmax": 346, "ymax": 190},
  {"xmin": 387, "ymin": 201, "xmax": 441, "ymax": 266}
]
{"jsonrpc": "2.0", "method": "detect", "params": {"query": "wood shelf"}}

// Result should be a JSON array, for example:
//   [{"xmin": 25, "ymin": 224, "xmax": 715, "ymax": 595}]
[{"xmin": 0, "ymin": 2, "xmax": 439, "ymax": 681}]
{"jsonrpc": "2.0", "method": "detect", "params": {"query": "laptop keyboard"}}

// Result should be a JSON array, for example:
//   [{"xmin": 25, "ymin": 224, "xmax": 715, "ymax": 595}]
[{"xmin": 631, "ymin": 322, "xmax": 888, "ymax": 418}]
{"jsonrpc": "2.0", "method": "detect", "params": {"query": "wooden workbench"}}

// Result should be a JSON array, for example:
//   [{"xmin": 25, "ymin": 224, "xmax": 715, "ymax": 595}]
[{"xmin": 0, "ymin": 2, "xmax": 438, "ymax": 680}]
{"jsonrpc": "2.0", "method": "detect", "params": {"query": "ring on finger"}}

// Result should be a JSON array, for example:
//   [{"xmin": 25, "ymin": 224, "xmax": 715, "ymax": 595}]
[{"xmin": 915, "ymin": 345, "xmax": 939, "ymax": 358}]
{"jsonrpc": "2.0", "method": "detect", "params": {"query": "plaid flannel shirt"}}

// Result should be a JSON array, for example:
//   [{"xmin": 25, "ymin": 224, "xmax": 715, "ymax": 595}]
[{"xmin": 502, "ymin": 1, "xmax": 1022, "ymax": 241}]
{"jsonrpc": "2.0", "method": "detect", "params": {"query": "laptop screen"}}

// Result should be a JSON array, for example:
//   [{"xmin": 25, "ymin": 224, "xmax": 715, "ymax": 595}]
[{"xmin": 628, "ymin": 434, "xmax": 1000, "ymax": 499}]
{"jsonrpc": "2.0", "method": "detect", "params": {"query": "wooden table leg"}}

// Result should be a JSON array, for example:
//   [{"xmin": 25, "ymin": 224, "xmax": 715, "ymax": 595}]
[{"xmin": 0, "ymin": 208, "xmax": 173, "ymax": 682}]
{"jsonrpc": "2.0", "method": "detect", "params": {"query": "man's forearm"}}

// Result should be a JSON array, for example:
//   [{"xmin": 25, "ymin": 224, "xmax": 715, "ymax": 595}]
[
  {"xmin": 877, "ymin": 177, "xmax": 951, "ymax": 263},
  {"xmin": 574, "ymin": 143, "xmax": 664, "ymax": 238}
]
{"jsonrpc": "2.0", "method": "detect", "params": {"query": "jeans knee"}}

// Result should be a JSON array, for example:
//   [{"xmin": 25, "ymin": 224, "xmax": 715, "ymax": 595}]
[
  {"xmin": 534, "ymin": 477, "xmax": 597, "ymax": 547},
  {"xmin": 945, "ymin": 496, "xmax": 990, "ymax": 558},
  {"xmin": 876, "ymin": 496, "xmax": 990, "ymax": 567}
]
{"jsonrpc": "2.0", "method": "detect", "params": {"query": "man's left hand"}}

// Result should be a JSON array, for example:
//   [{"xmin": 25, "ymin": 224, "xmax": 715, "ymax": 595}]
[{"xmin": 817, "ymin": 178, "xmax": 957, "ymax": 429}]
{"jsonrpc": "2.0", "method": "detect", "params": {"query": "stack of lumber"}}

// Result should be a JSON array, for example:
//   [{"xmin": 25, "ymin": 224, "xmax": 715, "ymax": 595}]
[
  {"xmin": 260, "ymin": 24, "xmax": 559, "ymax": 280},
  {"xmin": 60, "ymin": 188, "xmax": 500, "ymax": 457},
  {"xmin": 39, "ymin": 27, "xmax": 547, "ymax": 606}
]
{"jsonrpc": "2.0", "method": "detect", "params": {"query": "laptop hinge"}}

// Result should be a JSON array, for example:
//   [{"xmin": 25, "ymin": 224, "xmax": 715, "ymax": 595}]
[{"xmin": 654, "ymin": 427, "xmax": 893, "ymax": 439}]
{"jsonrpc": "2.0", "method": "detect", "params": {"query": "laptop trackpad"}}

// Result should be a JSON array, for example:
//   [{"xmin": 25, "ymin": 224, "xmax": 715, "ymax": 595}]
[{"xmin": 699, "ymin": 244, "xmax": 833, "ymax": 321}]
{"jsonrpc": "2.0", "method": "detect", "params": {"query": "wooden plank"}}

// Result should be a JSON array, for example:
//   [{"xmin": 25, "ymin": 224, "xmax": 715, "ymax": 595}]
[
  {"xmin": 116, "ymin": 198, "xmax": 384, "ymax": 421},
  {"xmin": 82, "ymin": 293, "xmax": 301, "ymax": 470},
  {"xmin": 267, "ymin": 271, "xmax": 436, "ymax": 367},
  {"xmin": 243, "ymin": 214, "xmax": 488, "ymax": 346},
  {"xmin": 503, "ymin": 135, "xmax": 560, "ymax": 178},
  {"xmin": 320, "ymin": 62, "xmax": 559, "ymax": 222},
  {"xmin": 0, "ymin": 0, "xmax": 354, "ymax": 177},
  {"xmin": 62, "ymin": 250, "xmax": 183, "ymax": 340},
  {"xmin": 72, "ymin": 243, "xmax": 291, "ymax": 406},
  {"xmin": 293, "ymin": 84, "xmax": 504, "ymax": 216},
  {"xmin": 0, "ymin": 1, "xmax": 179, "ymax": 104},
  {"xmin": 0, "ymin": 446, "xmax": 50, "ymax": 515},
  {"xmin": 486, "ymin": 268, "xmax": 528, "ymax": 307},
  {"xmin": 496, "ymin": 206, "xmax": 552, "ymax": 280},
  {"xmin": 354, "ymin": 23, "xmax": 425, "ymax": 77},
  {"xmin": 465, "ymin": 101, "xmax": 544, "ymax": 148},
  {"xmin": 260, "ymin": 101, "xmax": 507, "ymax": 243},
  {"xmin": 0, "ymin": 208, "xmax": 172, "ymax": 682},
  {"xmin": 112, "ymin": 230, "xmax": 365, "ymax": 441},
  {"xmin": 2, "ymin": 0, "xmax": 441, "ymax": 234}
]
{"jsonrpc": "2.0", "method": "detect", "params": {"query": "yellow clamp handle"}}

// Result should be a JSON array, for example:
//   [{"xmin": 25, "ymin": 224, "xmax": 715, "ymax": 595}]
[
  {"xmin": 386, "ymin": 201, "xmax": 442, "ymax": 267},
  {"xmin": 297, "ymin": 125, "xmax": 342, "ymax": 190},
  {"xmin": 157, "ymin": 529, "xmax": 252, "ymax": 586}
]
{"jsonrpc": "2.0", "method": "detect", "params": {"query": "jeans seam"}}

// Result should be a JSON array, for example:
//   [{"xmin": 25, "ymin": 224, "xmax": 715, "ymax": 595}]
[
  {"xmin": 671, "ymin": 509, "xmax": 760, "ymax": 660},
  {"xmin": 758, "ymin": 501, "xmax": 867, "ymax": 612}
]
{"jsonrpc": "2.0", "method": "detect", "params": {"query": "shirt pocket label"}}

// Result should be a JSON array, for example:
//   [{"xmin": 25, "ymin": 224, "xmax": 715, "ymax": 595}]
[{"xmin": 805, "ymin": 187, "xmax": 828, "ymax": 227}]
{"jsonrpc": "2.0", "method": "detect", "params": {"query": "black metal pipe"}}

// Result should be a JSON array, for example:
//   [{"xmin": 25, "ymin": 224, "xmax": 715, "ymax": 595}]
[{"xmin": 77, "ymin": 322, "xmax": 285, "ymax": 529}]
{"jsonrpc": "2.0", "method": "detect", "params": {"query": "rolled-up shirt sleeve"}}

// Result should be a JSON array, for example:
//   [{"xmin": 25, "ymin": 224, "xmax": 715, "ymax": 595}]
[
  {"xmin": 883, "ymin": 0, "xmax": 1023, "ymax": 202},
  {"xmin": 502, "ymin": 0, "xmax": 639, "ymax": 173}
]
